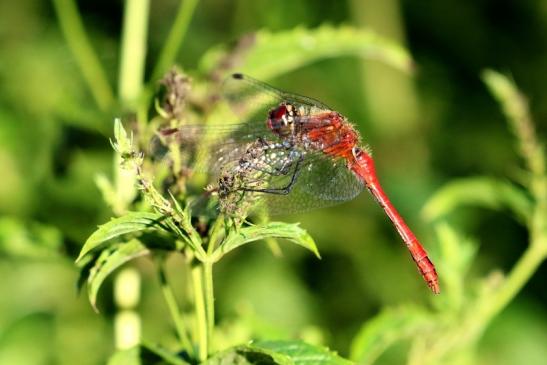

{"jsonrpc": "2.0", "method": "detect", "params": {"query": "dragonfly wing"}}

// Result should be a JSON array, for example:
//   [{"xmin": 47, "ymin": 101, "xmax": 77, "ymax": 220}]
[
  {"xmin": 222, "ymin": 73, "xmax": 332, "ymax": 122},
  {"xmin": 235, "ymin": 150, "xmax": 364, "ymax": 215},
  {"xmin": 149, "ymin": 122, "xmax": 274, "ymax": 174}
]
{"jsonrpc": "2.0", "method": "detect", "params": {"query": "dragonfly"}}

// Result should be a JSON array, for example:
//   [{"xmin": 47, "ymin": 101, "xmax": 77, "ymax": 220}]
[{"xmin": 153, "ymin": 73, "xmax": 440, "ymax": 294}]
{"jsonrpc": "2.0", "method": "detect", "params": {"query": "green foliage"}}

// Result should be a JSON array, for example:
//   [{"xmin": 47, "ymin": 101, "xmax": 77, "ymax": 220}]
[
  {"xmin": 433, "ymin": 223, "xmax": 478, "ymax": 312},
  {"xmin": 252, "ymin": 340, "xmax": 354, "ymax": 365},
  {"xmin": 212, "ymin": 222, "xmax": 320, "ymax": 261},
  {"xmin": 3, "ymin": 1, "xmax": 547, "ymax": 364},
  {"xmin": 71, "ymin": 12, "xmax": 547, "ymax": 365},
  {"xmin": 76, "ymin": 212, "xmax": 168, "ymax": 262},
  {"xmin": 422, "ymin": 177, "xmax": 532, "ymax": 224},
  {"xmin": 107, "ymin": 343, "xmax": 190, "ymax": 365},
  {"xmin": 206, "ymin": 341, "xmax": 353, "ymax": 365},
  {"xmin": 347, "ymin": 70, "xmax": 547, "ymax": 365},
  {"xmin": 350, "ymin": 306, "xmax": 433, "ymax": 365},
  {"xmin": 68, "ymin": 10, "xmax": 422, "ymax": 361},
  {"xmin": 85, "ymin": 239, "xmax": 150, "ymax": 311},
  {"xmin": 0, "ymin": 217, "xmax": 63, "ymax": 259},
  {"xmin": 199, "ymin": 25, "xmax": 413, "ymax": 80}
]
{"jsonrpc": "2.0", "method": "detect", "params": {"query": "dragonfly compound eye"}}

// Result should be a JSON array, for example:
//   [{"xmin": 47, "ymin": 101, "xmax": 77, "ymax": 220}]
[
  {"xmin": 352, "ymin": 147, "xmax": 363, "ymax": 159},
  {"xmin": 268, "ymin": 103, "xmax": 296, "ymax": 136}
]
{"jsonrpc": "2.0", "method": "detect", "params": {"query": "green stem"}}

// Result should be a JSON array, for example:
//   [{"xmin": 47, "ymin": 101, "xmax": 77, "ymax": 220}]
[
  {"xmin": 152, "ymin": 0, "xmax": 200, "ymax": 81},
  {"xmin": 204, "ymin": 262, "xmax": 215, "ymax": 354},
  {"xmin": 51, "ymin": 0, "xmax": 114, "ymax": 111},
  {"xmin": 118, "ymin": 0, "xmax": 150, "ymax": 108},
  {"xmin": 158, "ymin": 262, "xmax": 193, "ymax": 355},
  {"xmin": 192, "ymin": 264, "xmax": 208, "ymax": 362},
  {"xmin": 471, "ymin": 243, "xmax": 547, "ymax": 338}
]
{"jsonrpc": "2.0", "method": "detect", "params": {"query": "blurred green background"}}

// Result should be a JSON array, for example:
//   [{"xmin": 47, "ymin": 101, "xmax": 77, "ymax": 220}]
[{"xmin": 1, "ymin": 0, "xmax": 546, "ymax": 364}]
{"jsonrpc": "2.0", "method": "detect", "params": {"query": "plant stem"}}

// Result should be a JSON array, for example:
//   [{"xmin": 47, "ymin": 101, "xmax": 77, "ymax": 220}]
[
  {"xmin": 471, "ymin": 242, "xmax": 547, "ymax": 338},
  {"xmin": 152, "ymin": 0, "xmax": 200, "ymax": 81},
  {"xmin": 204, "ymin": 262, "xmax": 215, "ymax": 354},
  {"xmin": 158, "ymin": 262, "xmax": 193, "ymax": 355},
  {"xmin": 51, "ymin": 0, "xmax": 114, "ymax": 111},
  {"xmin": 118, "ymin": 0, "xmax": 150, "ymax": 108},
  {"xmin": 191, "ymin": 264, "xmax": 208, "ymax": 362}
]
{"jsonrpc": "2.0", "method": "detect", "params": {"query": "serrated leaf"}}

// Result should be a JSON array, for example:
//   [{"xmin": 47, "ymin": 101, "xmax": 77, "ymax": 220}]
[
  {"xmin": 77, "ymin": 212, "xmax": 167, "ymax": 262},
  {"xmin": 213, "ymin": 222, "xmax": 320, "ymax": 261},
  {"xmin": 254, "ymin": 340, "xmax": 354, "ymax": 365},
  {"xmin": 87, "ymin": 239, "xmax": 149, "ymax": 311},
  {"xmin": 205, "ymin": 344, "xmax": 293, "ymax": 365},
  {"xmin": 199, "ymin": 25, "xmax": 413, "ymax": 80},
  {"xmin": 107, "ymin": 343, "xmax": 190, "ymax": 365},
  {"xmin": 349, "ymin": 306, "xmax": 433, "ymax": 365},
  {"xmin": 422, "ymin": 177, "xmax": 532, "ymax": 224}
]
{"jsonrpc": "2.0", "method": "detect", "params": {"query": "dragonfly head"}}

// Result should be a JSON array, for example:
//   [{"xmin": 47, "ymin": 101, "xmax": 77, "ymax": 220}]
[{"xmin": 268, "ymin": 103, "xmax": 296, "ymax": 136}]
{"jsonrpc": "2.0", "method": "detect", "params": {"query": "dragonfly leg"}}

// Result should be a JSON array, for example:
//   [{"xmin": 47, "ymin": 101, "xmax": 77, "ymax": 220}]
[{"xmin": 241, "ymin": 155, "xmax": 304, "ymax": 195}]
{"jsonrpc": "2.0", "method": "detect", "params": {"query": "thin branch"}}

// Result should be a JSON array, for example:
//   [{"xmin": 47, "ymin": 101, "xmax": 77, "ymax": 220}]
[
  {"xmin": 118, "ymin": 0, "xmax": 150, "ymax": 107},
  {"xmin": 52, "ymin": 0, "xmax": 115, "ymax": 111},
  {"xmin": 152, "ymin": 0, "xmax": 200, "ymax": 81},
  {"xmin": 191, "ymin": 264, "xmax": 208, "ymax": 362}
]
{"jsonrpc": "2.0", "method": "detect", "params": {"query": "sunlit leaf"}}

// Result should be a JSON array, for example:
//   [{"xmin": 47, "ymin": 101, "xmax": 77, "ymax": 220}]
[
  {"xmin": 107, "ymin": 343, "xmax": 190, "ymax": 365},
  {"xmin": 213, "ymin": 222, "xmax": 320, "ymax": 261},
  {"xmin": 422, "ymin": 177, "xmax": 532, "ymax": 224},
  {"xmin": 254, "ymin": 340, "xmax": 354, "ymax": 365},
  {"xmin": 87, "ymin": 239, "xmax": 149, "ymax": 311},
  {"xmin": 76, "ymin": 212, "xmax": 167, "ymax": 262},
  {"xmin": 206, "ymin": 344, "xmax": 292, "ymax": 365},
  {"xmin": 350, "ymin": 306, "xmax": 433, "ymax": 365},
  {"xmin": 111, "ymin": 118, "xmax": 133, "ymax": 155},
  {"xmin": 199, "ymin": 25, "xmax": 413, "ymax": 80}
]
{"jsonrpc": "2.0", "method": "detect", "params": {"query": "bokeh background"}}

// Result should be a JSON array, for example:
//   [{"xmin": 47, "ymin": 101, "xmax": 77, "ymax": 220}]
[{"xmin": 1, "ymin": 0, "xmax": 546, "ymax": 364}]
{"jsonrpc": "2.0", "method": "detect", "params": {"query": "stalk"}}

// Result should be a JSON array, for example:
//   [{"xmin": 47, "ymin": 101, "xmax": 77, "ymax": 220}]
[
  {"xmin": 51, "ymin": 0, "xmax": 114, "ymax": 111},
  {"xmin": 152, "ymin": 0, "xmax": 200, "ymax": 81},
  {"xmin": 204, "ymin": 262, "xmax": 215, "ymax": 354},
  {"xmin": 192, "ymin": 264, "xmax": 208, "ymax": 361},
  {"xmin": 158, "ymin": 263, "xmax": 193, "ymax": 355},
  {"xmin": 118, "ymin": 0, "xmax": 150, "ymax": 108}
]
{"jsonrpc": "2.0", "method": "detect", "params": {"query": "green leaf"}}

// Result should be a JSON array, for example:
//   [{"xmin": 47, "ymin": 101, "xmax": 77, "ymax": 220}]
[
  {"xmin": 350, "ymin": 306, "xmax": 433, "ymax": 365},
  {"xmin": 76, "ymin": 211, "xmax": 167, "ymax": 262},
  {"xmin": 111, "ymin": 118, "xmax": 133, "ymax": 155},
  {"xmin": 253, "ymin": 340, "xmax": 354, "ymax": 365},
  {"xmin": 422, "ymin": 177, "xmax": 532, "ymax": 224},
  {"xmin": 205, "ymin": 344, "xmax": 293, "ymax": 365},
  {"xmin": 213, "ymin": 222, "xmax": 320, "ymax": 261},
  {"xmin": 87, "ymin": 239, "xmax": 150, "ymax": 311},
  {"xmin": 107, "ymin": 343, "xmax": 190, "ymax": 365},
  {"xmin": 0, "ymin": 217, "xmax": 62, "ymax": 259},
  {"xmin": 434, "ymin": 222, "xmax": 478, "ymax": 312},
  {"xmin": 482, "ymin": 69, "xmax": 545, "ymax": 177},
  {"xmin": 199, "ymin": 25, "xmax": 413, "ymax": 80}
]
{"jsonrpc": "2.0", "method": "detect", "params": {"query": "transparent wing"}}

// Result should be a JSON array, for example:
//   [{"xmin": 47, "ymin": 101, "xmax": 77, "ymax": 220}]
[
  {"xmin": 149, "ymin": 113, "xmax": 346, "ymax": 176},
  {"xmin": 219, "ymin": 146, "xmax": 364, "ymax": 216},
  {"xmin": 261, "ymin": 152, "xmax": 364, "ymax": 215},
  {"xmin": 149, "ymin": 122, "xmax": 278, "ymax": 174},
  {"xmin": 150, "ymin": 73, "xmax": 334, "ymax": 171},
  {"xmin": 222, "ymin": 73, "xmax": 332, "ymax": 122}
]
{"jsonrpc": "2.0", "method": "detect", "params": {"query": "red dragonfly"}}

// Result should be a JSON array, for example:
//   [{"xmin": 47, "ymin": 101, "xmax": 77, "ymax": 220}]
[{"xmin": 155, "ymin": 73, "xmax": 440, "ymax": 294}]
